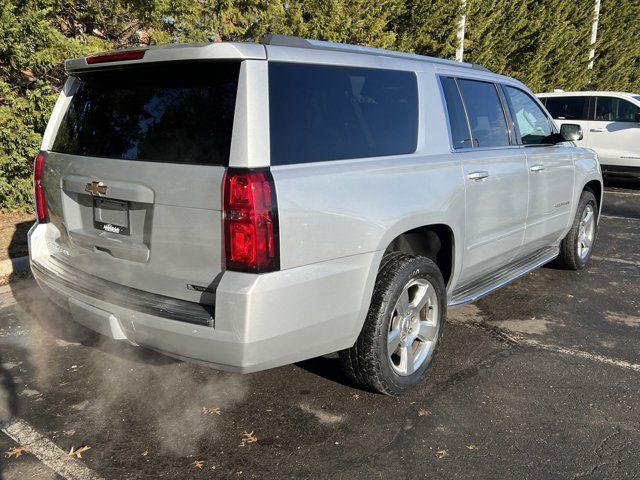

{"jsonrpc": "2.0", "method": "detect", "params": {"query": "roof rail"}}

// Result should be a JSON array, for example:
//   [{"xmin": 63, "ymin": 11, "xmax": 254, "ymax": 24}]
[{"xmin": 260, "ymin": 34, "xmax": 491, "ymax": 72}]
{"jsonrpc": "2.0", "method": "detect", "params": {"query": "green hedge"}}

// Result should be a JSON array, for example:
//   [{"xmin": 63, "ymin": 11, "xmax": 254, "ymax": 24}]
[{"xmin": 2, "ymin": 0, "xmax": 638, "ymax": 212}]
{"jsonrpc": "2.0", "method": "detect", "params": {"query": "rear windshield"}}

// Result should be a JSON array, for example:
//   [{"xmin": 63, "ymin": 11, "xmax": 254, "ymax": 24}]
[
  {"xmin": 269, "ymin": 62, "xmax": 418, "ymax": 165},
  {"xmin": 52, "ymin": 62, "xmax": 240, "ymax": 165}
]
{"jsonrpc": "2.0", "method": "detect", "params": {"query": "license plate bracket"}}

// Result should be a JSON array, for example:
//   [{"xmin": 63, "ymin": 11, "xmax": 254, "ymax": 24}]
[{"xmin": 93, "ymin": 198, "xmax": 130, "ymax": 236}]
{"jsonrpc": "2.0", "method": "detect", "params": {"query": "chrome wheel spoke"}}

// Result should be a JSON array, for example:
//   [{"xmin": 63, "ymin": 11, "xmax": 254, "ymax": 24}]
[
  {"xmin": 399, "ymin": 345, "xmax": 416, "ymax": 375},
  {"xmin": 387, "ymin": 328, "xmax": 401, "ymax": 354},
  {"xmin": 396, "ymin": 289, "xmax": 410, "ymax": 315},
  {"xmin": 413, "ymin": 284, "xmax": 431, "ymax": 312},
  {"xmin": 416, "ymin": 322, "xmax": 437, "ymax": 342}
]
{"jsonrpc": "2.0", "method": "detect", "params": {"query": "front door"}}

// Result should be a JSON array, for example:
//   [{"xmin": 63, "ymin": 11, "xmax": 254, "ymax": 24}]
[
  {"xmin": 588, "ymin": 96, "xmax": 640, "ymax": 167},
  {"xmin": 503, "ymin": 86, "xmax": 575, "ymax": 252}
]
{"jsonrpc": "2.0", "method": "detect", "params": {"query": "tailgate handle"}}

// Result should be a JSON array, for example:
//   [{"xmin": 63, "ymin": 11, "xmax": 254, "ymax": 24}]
[{"xmin": 63, "ymin": 176, "xmax": 154, "ymax": 204}]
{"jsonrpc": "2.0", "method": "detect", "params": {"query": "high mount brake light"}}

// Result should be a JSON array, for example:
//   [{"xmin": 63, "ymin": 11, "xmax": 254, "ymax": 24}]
[
  {"xmin": 223, "ymin": 169, "xmax": 279, "ymax": 273},
  {"xmin": 86, "ymin": 50, "xmax": 146, "ymax": 64},
  {"xmin": 34, "ymin": 152, "xmax": 47, "ymax": 223}
]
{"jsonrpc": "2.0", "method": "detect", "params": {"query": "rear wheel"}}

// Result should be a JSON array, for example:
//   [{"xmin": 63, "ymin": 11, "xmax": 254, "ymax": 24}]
[
  {"xmin": 339, "ymin": 253, "xmax": 446, "ymax": 395},
  {"xmin": 557, "ymin": 190, "xmax": 598, "ymax": 270}
]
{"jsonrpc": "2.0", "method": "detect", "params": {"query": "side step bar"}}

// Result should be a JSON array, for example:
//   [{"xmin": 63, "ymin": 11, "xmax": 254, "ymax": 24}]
[{"xmin": 449, "ymin": 246, "xmax": 559, "ymax": 307}]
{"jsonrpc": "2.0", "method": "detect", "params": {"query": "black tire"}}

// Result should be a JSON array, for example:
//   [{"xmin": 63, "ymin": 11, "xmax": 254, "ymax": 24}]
[
  {"xmin": 557, "ymin": 190, "xmax": 598, "ymax": 270},
  {"xmin": 339, "ymin": 253, "xmax": 446, "ymax": 395}
]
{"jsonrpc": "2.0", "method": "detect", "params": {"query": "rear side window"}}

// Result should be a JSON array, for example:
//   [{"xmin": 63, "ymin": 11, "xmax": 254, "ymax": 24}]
[
  {"xmin": 544, "ymin": 96, "xmax": 589, "ymax": 120},
  {"xmin": 595, "ymin": 97, "xmax": 640, "ymax": 122},
  {"xmin": 269, "ymin": 63, "xmax": 418, "ymax": 165},
  {"xmin": 52, "ymin": 62, "xmax": 240, "ymax": 165},
  {"xmin": 456, "ymin": 79, "xmax": 510, "ymax": 148},
  {"xmin": 440, "ymin": 77, "xmax": 473, "ymax": 149},
  {"xmin": 504, "ymin": 87, "xmax": 553, "ymax": 145}
]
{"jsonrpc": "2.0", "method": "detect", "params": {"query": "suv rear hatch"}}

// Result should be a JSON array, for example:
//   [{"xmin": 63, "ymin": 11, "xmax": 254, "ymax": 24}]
[{"xmin": 39, "ymin": 61, "xmax": 241, "ymax": 315}]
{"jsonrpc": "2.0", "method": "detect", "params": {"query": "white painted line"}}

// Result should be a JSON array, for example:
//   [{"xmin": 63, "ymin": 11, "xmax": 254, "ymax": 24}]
[
  {"xmin": 592, "ymin": 255, "xmax": 640, "ymax": 266},
  {"xmin": 600, "ymin": 214, "xmax": 639, "ymax": 222},
  {"xmin": 1, "ymin": 416, "xmax": 104, "ymax": 480},
  {"xmin": 503, "ymin": 332, "xmax": 640, "ymax": 373},
  {"xmin": 604, "ymin": 190, "xmax": 640, "ymax": 197},
  {"xmin": 452, "ymin": 319, "xmax": 640, "ymax": 374}
]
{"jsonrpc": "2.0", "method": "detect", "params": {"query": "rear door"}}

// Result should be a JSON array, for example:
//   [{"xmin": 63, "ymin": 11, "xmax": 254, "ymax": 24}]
[
  {"xmin": 41, "ymin": 62, "xmax": 241, "ymax": 304},
  {"xmin": 587, "ymin": 96, "xmax": 640, "ymax": 167},
  {"xmin": 504, "ymin": 86, "xmax": 575, "ymax": 251},
  {"xmin": 440, "ymin": 76, "xmax": 529, "ymax": 284}
]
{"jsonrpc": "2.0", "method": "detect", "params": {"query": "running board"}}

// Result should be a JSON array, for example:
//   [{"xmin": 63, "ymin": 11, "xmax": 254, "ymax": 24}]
[{"xmin": 449, "ymin": 246, "xmax": 559, "ymax": 307}]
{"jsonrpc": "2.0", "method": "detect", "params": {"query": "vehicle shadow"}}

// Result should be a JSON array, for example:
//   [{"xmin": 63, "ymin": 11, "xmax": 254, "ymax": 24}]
[{"xmin": 295, "ymin": 354, "xmax": 356, "ymax": 389}]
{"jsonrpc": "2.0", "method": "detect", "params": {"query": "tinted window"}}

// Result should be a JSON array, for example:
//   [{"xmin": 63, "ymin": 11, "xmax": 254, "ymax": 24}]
[
  {"xmin": 505, "ymin": 87, "xmax": 553, "ymax": 145},
  {"xmin": 595, "ymin": 97, "xmax": 640, "ymax": 122},
  {"xmin": 456, "ymin": 79, "xmax": 510, "ymax": 148},
  {"xmin": 269, "ymin": 63, "xmax": 418, "ymax": 165},
  {"xmin": 52, "ymin": 62, "xmax": 240, "ymax": 165},
  {"xmin": 440, "ymin": 77, "xmax": 472, "ymax": 149},
  {"xmin": 544, "ymin": 96, "xmax": 588, "ymax": 120}
]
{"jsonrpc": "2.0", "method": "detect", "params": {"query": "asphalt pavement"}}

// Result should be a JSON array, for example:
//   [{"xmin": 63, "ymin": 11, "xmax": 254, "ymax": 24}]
[{"xmin": 0, "ymin": 181, "xmax": 639, "ymax": 480}]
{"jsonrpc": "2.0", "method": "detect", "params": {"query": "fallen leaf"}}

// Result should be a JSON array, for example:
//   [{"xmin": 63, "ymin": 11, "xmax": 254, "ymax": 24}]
[
  {"xmin": 63, "ymin": 429, "xmax": 76, "ymax": 436},
  {"xmin": 191, "ymin": 459, "xmax": 205, "ymax": 469},
  {"xmin": 466, "ymin": 444, "xmax": 478, "ymax": 450},
  {"xmin": 68, "ymin": 445, "xmax": 91, "ymax": 459},
  {"xmin": 202, "ymin": 406, "xmax": 221, "ymax": 415},
  {"xmin": 142, "ymin": 450, "xmax": 149, "ymax": 456},
  {"xmin": 4, "ymin": 446, "xmax": 29, "ymax": 459},
  {"xmin": 435, "ymin": 449, "xmax": 449, "ymax": 459},
  {"xmin": 239, "ymin": 431, "xmax": 257, "ymax": 447},
  {"xmin": 350, "ymin": 393, "xmax": 360, "ymax": 400},
  {"xmin": 417, "ymin": 408, "xmax": 430, "ymax": 417}
]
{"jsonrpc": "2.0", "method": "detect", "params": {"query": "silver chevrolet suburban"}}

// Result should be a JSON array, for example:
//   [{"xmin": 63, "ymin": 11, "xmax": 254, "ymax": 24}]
[{"xmin": 29, "ymin": 35, "xmax": 603, "ymax": 395}]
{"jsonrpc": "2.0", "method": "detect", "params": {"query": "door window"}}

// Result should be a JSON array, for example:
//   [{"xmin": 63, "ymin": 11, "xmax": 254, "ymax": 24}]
[
  {"xmin": 595, "ymin": 97, "xmax": 640, "ymax": 122},
  {"xmin": 504, "ymin": 87, "xmax": 553, "ymax": 145},
  {"xmin": 440, "ymin": 77, "xmax": 473, "ymax": 149},
  {"xmin": 456, "ymin": 79, "xmax": 511, "ymax": 148},
  {"xmin": 544, "ymin": 96, "xmax": 589, "ymax": 120}
]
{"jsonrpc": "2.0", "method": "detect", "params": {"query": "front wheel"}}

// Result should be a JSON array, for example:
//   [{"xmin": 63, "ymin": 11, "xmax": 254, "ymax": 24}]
[
  {"xmin": 557, "ymin": 190, "xmax": 598, "ymax": 270},
  {"xmin": 339, "ymin": 253, "xmax": 446, "ymax": 395}
]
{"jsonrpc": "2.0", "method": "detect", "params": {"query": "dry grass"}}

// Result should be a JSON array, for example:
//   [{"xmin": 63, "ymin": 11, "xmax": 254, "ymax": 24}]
[{"xmin": 0, "ymin": 211, "xmax": 33, "ymax": 261}]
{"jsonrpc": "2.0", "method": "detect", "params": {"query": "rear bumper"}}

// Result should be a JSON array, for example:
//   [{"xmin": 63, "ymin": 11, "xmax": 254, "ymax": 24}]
[{"xmin": 29, "ymin": 223, "xmax": 380, "ymax": 373}]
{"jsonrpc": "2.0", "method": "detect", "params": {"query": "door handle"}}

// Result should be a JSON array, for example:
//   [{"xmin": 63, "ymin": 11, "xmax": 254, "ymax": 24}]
[
  {"xmin": 467, "ymin": 170, "xmax": 489, "ymax": 181},
  {"xmin": 590, "ymin": 128, "xmax": 604, "ymax": 133},
  {"xmin": 530, "ymin": 164, "xmax": 545, "ymax": 172}
]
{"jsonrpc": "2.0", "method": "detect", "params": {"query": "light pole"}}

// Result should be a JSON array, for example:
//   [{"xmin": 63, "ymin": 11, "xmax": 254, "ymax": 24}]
[
  {"xmin": 588, "ymin": 0, "xmax": 601, "ymax": 70},
  {"xmin": 456, "ymin": 0, "xmax": 467, "ymax": 62}
]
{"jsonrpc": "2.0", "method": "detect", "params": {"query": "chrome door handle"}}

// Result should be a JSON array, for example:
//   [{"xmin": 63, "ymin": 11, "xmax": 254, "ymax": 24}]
[
  {"xmin": 530, "ymin": 164, "xmax": 545, "ymax": 172},
  {"xmin": 467, "ymin": 170, "xmax": 489, "ymax": 181},
  {"xmin": 590, "ymin": 128, "xmax": 604, "ymax": 133}
]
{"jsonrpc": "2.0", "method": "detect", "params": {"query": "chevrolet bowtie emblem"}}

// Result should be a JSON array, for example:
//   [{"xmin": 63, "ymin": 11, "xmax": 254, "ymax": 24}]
[{"xmin": 85, "ymin": 181, "xmax": 108, "ymax": 196}]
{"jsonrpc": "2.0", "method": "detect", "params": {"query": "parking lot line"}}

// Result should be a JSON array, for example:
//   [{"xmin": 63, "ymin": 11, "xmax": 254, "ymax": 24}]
[
  {"xmin": 592, "ymin": 255, "xmax": 640, "ymax": 266},
  {"xmin": 453, "ymin": 319, "xmax": 640, "ymax": 374},
  {"xmin": 1, "ymin": 416, "xmax": 104, "ymax": 480},
  {"xmin": 600, "ymin": 214, "xmax": 639, "ymax": 222},
  {"xmin": 604, "ymin": 190, "xmax": 640, "ymax": 197}
]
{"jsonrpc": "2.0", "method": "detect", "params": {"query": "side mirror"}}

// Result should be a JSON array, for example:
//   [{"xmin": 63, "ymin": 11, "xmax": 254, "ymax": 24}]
[
  {"xmin": 635, "ymin": 112, "xmax": 640, "ymax": 123},
  {"xmin": 559, "ymin": 123, "xmax": 583, "ymax": 142}
]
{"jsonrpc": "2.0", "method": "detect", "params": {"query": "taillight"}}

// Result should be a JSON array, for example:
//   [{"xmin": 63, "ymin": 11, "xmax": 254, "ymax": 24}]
[
  {"xmin": 223, "ymin": 168, "xmax": 279, "ymax": 273},
  {"xmin": 86, "ymin": 50, "xmax": 146, "ymax": 64},
  {"xmin": 33, "ymin": 152, "xmax": 47, "ymax": 223}
]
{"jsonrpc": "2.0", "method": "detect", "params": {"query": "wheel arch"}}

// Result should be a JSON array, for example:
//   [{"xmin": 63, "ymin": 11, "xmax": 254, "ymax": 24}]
[{"xmin": 381, "ymin": 223, "xmax": 456, "ymax": 289}]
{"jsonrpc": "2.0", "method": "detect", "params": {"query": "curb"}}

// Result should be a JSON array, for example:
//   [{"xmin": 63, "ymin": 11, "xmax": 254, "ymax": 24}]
[{"xmin": 0, "ymin": 256, "xmax": 30, "ymax": 276}]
